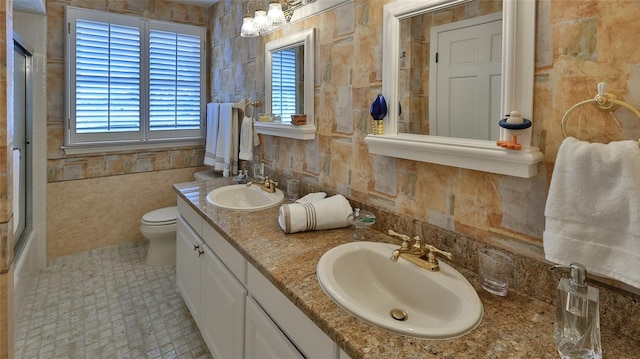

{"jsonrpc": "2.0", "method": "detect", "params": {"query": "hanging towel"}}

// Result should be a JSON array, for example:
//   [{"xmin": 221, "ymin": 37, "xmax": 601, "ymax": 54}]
[
  {"xmin": 214, "ymin": 103, "xmax": 240, "ymax": 177},
  {"xmin": 13, "ymin": 149, "xmax": 20, "ymax": 233},
  {"xmin": 239, "ymin": 116, "xmax": 254, "ymax": 161},
  {"xmin": 543, "ymin": 137, "xmax": 640, "ymax": 289},
  {"xmin": 278, "ymin": 194, "xmax": 353, "ymax": 234},
  {"xmin": 204, "ymin": 102, "xmax": 220, "ymax": 167}
]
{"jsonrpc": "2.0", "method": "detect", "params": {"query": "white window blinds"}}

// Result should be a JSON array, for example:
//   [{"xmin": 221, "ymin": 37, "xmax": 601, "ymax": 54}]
[
  {"xmin": 271, "ymin": 47, "xmax": 302, "ymax": 120},
  {"xmin": 149, "ymin": 30, "xmax": 201, "ymax": 131},
  {"xmin": 65, "ymin": 7, "xmax": 206, "ymax": 152},
  {"xmin": 75, "ymin": 20, "xmax": 141, "ymax": 134}
]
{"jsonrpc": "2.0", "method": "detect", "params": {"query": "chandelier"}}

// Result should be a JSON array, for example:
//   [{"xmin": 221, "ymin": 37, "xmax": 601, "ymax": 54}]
[{"xmin": 241, "ymin": 0, "xmax": 314, "ymax": 37}]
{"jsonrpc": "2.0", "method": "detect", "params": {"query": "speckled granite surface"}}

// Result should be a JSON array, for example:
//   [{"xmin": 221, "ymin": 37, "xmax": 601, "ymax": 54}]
[{"xmin": 174, "ymin": 178, "xmax": 640, "ymax": 359}]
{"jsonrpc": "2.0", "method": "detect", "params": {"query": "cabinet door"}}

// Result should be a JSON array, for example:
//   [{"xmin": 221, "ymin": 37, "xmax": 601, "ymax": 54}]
[
  {"xmin": 245, "ymin": 297, "xmax": 304, "ymax": 359},
  {"xmin": 176, "ymin": 217, "xmax": 202, "ymax": 319},
  {"xmin": 200, "ymin": 244, "xmax": 247, "ymax": 359}
]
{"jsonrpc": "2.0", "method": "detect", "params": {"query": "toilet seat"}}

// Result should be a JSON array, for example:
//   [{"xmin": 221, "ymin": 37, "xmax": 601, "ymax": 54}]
[{"xmin": 142, "ymin": 206, "xmax": 178, "ymax": 226}]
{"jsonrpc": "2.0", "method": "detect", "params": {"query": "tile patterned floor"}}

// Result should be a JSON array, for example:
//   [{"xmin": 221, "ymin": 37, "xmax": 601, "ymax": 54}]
[{"xmin": 14, "ymin": 241, "xmax": 211, "ymax": 359}]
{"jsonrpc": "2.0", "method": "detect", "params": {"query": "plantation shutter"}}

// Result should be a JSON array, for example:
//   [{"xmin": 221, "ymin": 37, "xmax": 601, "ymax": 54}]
[
  {"xmin": 271, "ymin": 48, "xmax": 299, "ymax": 120},
  {"xmin": 65, "ymin": 7, "xmax": 206, "ymax": 151},
  {"xmin": 74, "ymin": 19, "xmax": 141, "ymax": 134},
  {"xmin": 148, "ymin": 30, "xmax": 202, "ymax": 132}
]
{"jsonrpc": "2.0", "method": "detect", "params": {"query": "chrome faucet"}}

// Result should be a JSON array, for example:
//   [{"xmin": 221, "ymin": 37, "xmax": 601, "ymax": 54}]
[
  {"xmin": 388, "ymin": 229, "xmax": 452, "ymax": 272},
  {"xmin": 246, "ymin": 176, "xmax": 279, "ymax": 193}
]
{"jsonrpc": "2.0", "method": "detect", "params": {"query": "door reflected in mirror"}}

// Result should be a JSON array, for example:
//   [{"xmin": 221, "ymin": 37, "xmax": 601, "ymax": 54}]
[
  {"xmin": 398, "ymin": 0, "xmax": 502, "ymax": 140},
  {"xmin": 271, "ymin": 45, "xmax": 304, "ymax": 123}
]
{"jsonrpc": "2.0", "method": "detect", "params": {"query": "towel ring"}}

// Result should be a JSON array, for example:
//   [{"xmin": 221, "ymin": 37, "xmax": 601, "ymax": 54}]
[
  {"xmin": 245, "ymin": 100, "xmax": 261, "ymax": 118},
  {"xmin": 561, "ymin": 82, "xmax": 640, "ymax": 138}
]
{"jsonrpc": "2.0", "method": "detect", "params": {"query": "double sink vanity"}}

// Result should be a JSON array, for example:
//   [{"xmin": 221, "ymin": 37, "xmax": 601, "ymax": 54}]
[{"xmin": 174, "ymin": 177, "xmax": 576, "ymax": 358}]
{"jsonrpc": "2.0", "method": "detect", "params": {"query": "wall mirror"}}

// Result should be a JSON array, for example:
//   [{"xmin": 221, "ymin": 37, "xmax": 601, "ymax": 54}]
[
  {"xmin": 254, "ymin": 28, "xmax": 316, "ymax": 140},
  {"xmin": 365, "ymin": 0, "xmax": 543, "ymax": 178}
]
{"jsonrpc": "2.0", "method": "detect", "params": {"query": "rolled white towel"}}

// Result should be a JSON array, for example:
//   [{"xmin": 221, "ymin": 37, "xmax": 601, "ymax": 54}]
[
  {"xmin": 295, "ymin": 192, "xmax": 326, "ymax": 204},
  {"xmin": 278, "ymin": 194, "xmax": 353, "ymax": 234}
]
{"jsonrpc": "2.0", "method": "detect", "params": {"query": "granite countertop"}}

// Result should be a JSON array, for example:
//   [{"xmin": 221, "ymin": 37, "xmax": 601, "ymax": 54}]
[{"xmin": 174, "ymin": 178, "xmax": 638, "ymax": 359}]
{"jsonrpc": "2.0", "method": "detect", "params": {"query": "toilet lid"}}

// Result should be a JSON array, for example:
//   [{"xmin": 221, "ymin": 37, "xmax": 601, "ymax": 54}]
[{"xmin": 142, "ymin": 206, "xmax": 178, "ymax": 225}]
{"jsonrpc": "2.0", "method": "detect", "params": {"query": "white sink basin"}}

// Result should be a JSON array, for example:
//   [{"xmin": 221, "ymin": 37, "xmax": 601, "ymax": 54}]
[
  {"xmin": 317, "ymin": 241, "xmax": 483, "ymax": 339},
  {"xmin": 206, "ymin": 184, "xmax": 284, "ymax": 211}
]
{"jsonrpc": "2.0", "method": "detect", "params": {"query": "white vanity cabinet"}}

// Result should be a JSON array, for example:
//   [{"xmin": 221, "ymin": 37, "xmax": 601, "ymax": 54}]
[
  {"xmin": 176, "ymin": 216, "xmax": 202, "ymax": 319},
  {"xmin": 176, "ymin": 197, "xmax": 343, "ymax": 359},
  {"xmin": 199, "ymin": 242, "xmax": 247, "ymax": 359},
  {"xmin": 176, "ymin": 201, "xmax": 246, "ymax": 359},
  {"xmin": 245, "ymin": 297, "xmax": 304, "ymax": 359}
]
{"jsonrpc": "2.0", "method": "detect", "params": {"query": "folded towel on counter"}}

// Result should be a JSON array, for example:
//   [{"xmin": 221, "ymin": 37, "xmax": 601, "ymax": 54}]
[
  {"xmin": 203, "ymin": 102, "xmax": 220, "ymax": 167},
  {"xmin": 543, "ymin": 137, "xmax": 640, "ymax": 289},
  {"xmin": 295, "ymin": 192, "xmax": 327, "ymax": 204},
  {"xmin": 278, "ymin": 194, "xmax": 353, "ymax": 234}
]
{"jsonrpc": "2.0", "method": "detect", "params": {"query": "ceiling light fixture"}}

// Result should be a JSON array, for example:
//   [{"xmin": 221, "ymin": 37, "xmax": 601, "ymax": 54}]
[{"xmin": 240, "ymin": 0, "xmax": 314, "ymax": 37}]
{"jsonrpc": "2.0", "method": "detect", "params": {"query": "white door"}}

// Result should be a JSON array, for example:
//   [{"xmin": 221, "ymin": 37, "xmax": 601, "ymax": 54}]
[
  {"xmin": 200, "ymin": 244, "xmax": 247, "ymax": 359},
  {"xmin": 245, "ymin": 297, "xmax": 304, "ymax": 359},
  {"xmin": 429, "ymin": 12, "xmax": 502, "ymax": 140},
  {"xmin": 176, "ymin": 218, "xmax": 202, "ymax": 320}
]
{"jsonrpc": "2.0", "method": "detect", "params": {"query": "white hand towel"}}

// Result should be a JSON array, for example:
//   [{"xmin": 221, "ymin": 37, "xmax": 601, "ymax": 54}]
[
  {"xmin": 278, "ymin": 194, "xmax": 353, "ymax": 234},
  {"xmin": 215, "ymin": 103, "xmax": 240, "ymax": 177},
  {"xmin": 543, "ymin": 137, "xmax": 640, "ymax": 289},
  {"xmin": 13, "ymin": 149, "xmax": 20, "ymax": 232},
  {"xmin": 239, "ymin": 116, "xmax": 254, "ymax": 161},
  {"xmin": 203, "ymin": 103, "xmax": 220, "ymax": 167}
]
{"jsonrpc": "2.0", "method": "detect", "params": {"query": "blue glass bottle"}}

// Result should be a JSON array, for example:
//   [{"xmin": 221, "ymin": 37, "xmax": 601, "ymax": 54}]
[{"xmin": 370, "ymin": 94, "xmax": 387, "ymax": 135}]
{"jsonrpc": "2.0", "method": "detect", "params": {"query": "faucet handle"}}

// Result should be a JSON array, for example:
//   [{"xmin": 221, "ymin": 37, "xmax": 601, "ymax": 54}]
[
  {"xmin": 388, "ymin": 229, "xmax": 410, "ymax": 241},
  {"xmin": 388, "ymin": 230, "xmax": 422, "ymax": 250},
  {"xmin": 424, "ymin": 244, "xmax": 452, "ymax": 263},
  {"xmin": 388, "ymin": 229, "xmax": 411, "ymax": 246}
]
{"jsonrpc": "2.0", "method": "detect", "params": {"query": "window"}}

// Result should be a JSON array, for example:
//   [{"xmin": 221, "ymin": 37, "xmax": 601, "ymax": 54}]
[
  {"xmin": 270, "ymin": 46, "xmax": 304, "ymax": 121},
  {"xmin": 65, "ymin": 7, "xmax": 206, "ymax": 153}
]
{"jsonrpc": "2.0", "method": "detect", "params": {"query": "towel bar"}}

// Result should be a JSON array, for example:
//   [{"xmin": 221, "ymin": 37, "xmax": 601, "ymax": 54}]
[
  {"xmin": 561, "ymin": 82, "xmax": 640, "ymax": 146},
  {"xmin": 244, "ymin": 99, "xmax": 261, "ymax": 119}
]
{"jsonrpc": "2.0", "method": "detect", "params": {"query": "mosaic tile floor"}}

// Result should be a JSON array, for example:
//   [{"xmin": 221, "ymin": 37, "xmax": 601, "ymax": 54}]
[{"xmin": 14, "ymin": 241, "xmax": 211, "ymax": 359}]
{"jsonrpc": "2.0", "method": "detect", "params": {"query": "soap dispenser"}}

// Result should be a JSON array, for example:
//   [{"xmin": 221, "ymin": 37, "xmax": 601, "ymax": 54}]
[{"xmin": 551, "ymin": 263, "xmax": 602, "ymax": 359}]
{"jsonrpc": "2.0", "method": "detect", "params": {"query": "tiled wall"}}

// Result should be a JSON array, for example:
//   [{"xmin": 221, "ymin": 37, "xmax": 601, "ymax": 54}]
[
  {"xmin": 209, "ymin": 0, "xmax": 640, "ymax": 295},
  {"xmin": 45, "ymin": 0, "xmax": 210, "ymax": 258}
]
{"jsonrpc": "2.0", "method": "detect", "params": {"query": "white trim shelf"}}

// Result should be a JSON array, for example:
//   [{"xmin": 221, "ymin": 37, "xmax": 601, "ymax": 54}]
[
  {"xmin": 254, "ymin": 122, "xmax": 316, "ymax": 140},
  {"xmin": 365, "ymin": 134, "xmax": 543, "ymax": 178}
]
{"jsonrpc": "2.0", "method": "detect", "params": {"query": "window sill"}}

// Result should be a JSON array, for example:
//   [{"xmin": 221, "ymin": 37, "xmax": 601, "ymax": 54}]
[
  {"xmin": 254, "ymin": 122, "xmax": 316, "ymax": 140},
  {"xmin": 62, "ymin": 138, "xmax": 204, "ymax": 156},
  {"xmin": 364, "ymin": 134, "xmax": 544, "ymax": 178}
]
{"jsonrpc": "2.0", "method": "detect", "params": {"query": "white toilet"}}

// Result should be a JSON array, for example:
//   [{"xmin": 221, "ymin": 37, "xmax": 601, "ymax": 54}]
[
  {"xmin": 140, "ymin": 206, "xmax": 178, "ymax": 266},
  {"xmin": 141, "ymin": 170, "xmax": 219, "ymax": 265}
]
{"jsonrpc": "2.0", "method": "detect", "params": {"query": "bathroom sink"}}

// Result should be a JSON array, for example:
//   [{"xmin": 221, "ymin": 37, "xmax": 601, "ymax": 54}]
[
  {"xmin": 206, "ymin": 184, "xmax": 284, "ymax": 211},
  {"xmin": 317, "ymin": 241, "xmax": 483, "ymax": 339}
]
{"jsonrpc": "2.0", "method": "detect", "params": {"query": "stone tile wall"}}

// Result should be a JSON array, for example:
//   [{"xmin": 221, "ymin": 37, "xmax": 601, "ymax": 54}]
[
  {"xmin": 45, "ymin": 0, "xmax": 210, "ymax": 258},
  {"xmin": 209, "ymin": 0, "xmax": 640, "ymax": 300}
]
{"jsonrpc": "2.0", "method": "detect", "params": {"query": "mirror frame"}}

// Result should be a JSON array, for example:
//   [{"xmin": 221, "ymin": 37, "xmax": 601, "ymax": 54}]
[
  {"xmin": 255, "ymin": 28, "xmax": 316, "ymax": 140},
  {"xmin": 365, "ymin": 0, "xmax": 543, "ymax": 178}
]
